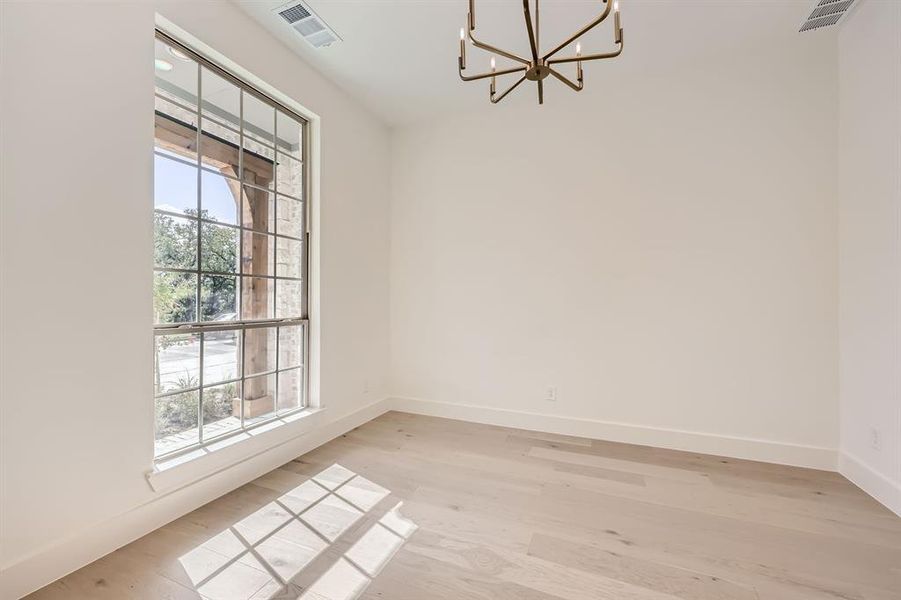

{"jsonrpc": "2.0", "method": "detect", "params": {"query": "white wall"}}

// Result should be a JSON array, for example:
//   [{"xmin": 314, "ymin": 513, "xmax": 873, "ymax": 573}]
[
  {"xmin": 390, "ymin": 34, "xmax": 840, "ymax": 467},
  {"xmin": 0, "ymin": 1, "xmax": 391, "ymax": 597},
  {"xmin": 837, "ymin": 0, "xmax": 901, "ymax": 515}
]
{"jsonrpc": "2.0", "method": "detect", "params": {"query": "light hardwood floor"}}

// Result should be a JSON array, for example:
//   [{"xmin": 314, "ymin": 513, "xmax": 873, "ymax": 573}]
[{"xmin": 27, "ymin": 412, "xmax": 901, "ymax": 600}]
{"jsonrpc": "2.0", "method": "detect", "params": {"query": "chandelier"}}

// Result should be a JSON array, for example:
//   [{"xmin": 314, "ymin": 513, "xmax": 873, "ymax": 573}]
[{"xmin": 458, "ymin": 0, "xmax": 623, "ymax": 104}]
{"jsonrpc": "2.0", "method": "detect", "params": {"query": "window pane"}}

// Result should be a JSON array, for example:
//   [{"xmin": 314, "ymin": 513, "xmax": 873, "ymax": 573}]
[
  {"xmin": 276, "ymin": 279, "xmax": 304, "ymax": 318},
  {"xmin": 203, "ymin": 329, "xmax": 240, "ymax": 384},
  {"xmin": 155, "ymin": 213, "xmax": 197, "ymax": 269},
  {"xmin": 243, "ymin": 91, "xmax": 275, "ymax": 149},
  {"xmin": 155, "ymin": 97, "xmax": 199, "ymax": 164},
  {"xmin": 278, "ymin": 368, "xmax": 303, "ymax": 413},
  {"xmin": 201, "ymin": 222, "xmax": 239, "ymax": 273},
  {"xmin": 200, "ymin": 121, "xmax": 240, "ymax": 175},
  {"xmin": 277, "ymin": 195, "xmax": 304, "ymax": 239},
  {"xmin": 155, "ymin": 389, "xmax": 199, "ymax": 456},
  {"xmin": 201, "ymin": 275, "xmax": 237, "ymax": 321},
  {"xmin": 243, "ymin": 186, "xmax": 275, "ymax": 233},
  {"xmin": 201, "ymin": 67, "xmax": 239, "ymax": 130},
  {"xmin": 242, "ymin": 231, "xmax": 274, "ymax": 277},
  {"xmin": 241, "ymin": 93, "xmax": 275, "ymax": 188},
  {"xmin": 244, "ymin": 326, "xmax": 276, "ymax": 376},
  {"xmin": 241, "ymin": 276, "xmax": 274, "ymax": 320},
  {"xmin": 243, "ymin": 373, "xmax": 276, "ymax": 424},
  {"xmin": 279, "ymin": 324, "xmax": 304, "ymax": 369},
  {"xmin": 203, "ymin": 381, "xmax": 241, "ymax": 440},
  {"xmin": 275, "ymin": 153, "xmax": 303, "ymax": 199},
  {"xmin": 276, "ymin": 110, "xmax": 303, "ymax": 161},
  {"xmin": 276, "ymin": 237, "xmax": 303, "ymax": 279},
  {"xmin": 155, "ymin": 38, "xmax": 198, "ymax": 109},
  {"xmin": 154, "ymin": 271, "xmax": 197, "ymax": 324},
  {"xmin": 201, "ymin": 169, "xmax": 239, "ymax": 225},
  {"xmin": 155, "ymin": 333, "xmax": 200, "ymax": 394},
  {"xmin": 154, "ymin": 153, "xmax": 197, "ymax": 215}
]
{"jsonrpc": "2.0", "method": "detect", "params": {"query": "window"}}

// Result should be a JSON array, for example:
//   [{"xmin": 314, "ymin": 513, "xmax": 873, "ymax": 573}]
[{"xmin": 153, "ymin": 32, "xmax": 308, "ymax": 458}]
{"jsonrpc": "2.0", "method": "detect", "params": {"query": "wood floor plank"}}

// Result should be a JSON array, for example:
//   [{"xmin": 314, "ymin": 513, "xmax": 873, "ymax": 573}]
[{"xmin": 24, "ymin": 412, "xmax": 901, "ymax": 600}]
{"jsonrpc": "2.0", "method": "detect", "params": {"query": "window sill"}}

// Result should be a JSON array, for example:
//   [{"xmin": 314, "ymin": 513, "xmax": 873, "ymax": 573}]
[{"xmin": 146, "ymin": 407, "xmax": 325, "ymax": 494}]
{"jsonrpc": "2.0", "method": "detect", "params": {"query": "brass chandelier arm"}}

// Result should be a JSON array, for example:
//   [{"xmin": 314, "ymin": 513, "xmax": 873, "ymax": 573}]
[
  {"xmin": 547, "ymin": 39, "xmax": 623, "ymax": 66},
  {"xmin": 549, "ymin": 68, "xmax": 583, "ymax": 92},
  {"xmin": 490, "ymin": 74, "xmax": 527, "ymax": 104},
  {"xmin": 467, "ymin": 0, "xmax": 531, "ymax": 65},
  {"xmin": 468, "ymin": 29, "xmax": 531, "ymax": 66},
  {"xmin": 460, "ymin": 64, "xmax": 527, "ymax": 83},
  {"xmin": 541, "ymin": 0, "xmax": 613, "ymax": 62}
]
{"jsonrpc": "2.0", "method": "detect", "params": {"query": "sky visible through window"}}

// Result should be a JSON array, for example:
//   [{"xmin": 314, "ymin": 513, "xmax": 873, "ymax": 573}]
[{"xmin": 154, "ymin": 151, "xmax": 237, "ymax": 223}]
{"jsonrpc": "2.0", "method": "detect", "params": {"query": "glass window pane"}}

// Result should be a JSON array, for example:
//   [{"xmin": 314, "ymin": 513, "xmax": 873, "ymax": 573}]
[
  {"xmin": 155, "ymin": 213, "xmax": 197, "ymax": 269},
  {"xmin": 155, "ymin": 96, "xmax": 199, "ymax": 163},
  {"xmin": 155, "ymin": 389, "xmax": 199, "ymax": 456},
  {"xmin": 279, "ymin": 324, "xmax": 304, "ymax": 369},
  {"xmin": 244, "ymin": 326, "xmax": 276, "ymax": 376},
  {"xmin": 201, "ymin": 222, "xmax": 239, "ymax": 273},
  {"xmin": 201, "ymin": 169, "xmax": 240, "ymax": 225},
  {"xmin": 277, "ymin": 368, "xmax": 303, "ymax": 413},
  {"xmin": 276, "ymin": 237, "xmax": 303, "ymax": 279},
  {"xmin": 243, "ymin": 373, "xmax": 276, "ymax": 425},
  {"xmin": 155, "ymin": 333, "xmax": 200, "ymax": 394},
  {"xmin": 275, "ymin": 153, "xmax": 303, "ymax": 199},
  {"xmin": 200, "ymin": 121, "xmax": 240, "ymax": 175},
  {"xmin": 154, "ymin": 153, "xmax": 197, "ymax": 215},
  {"xmin": 243, "ymin": 91, "xmax": 275, "ymax": 148},
  {"xmin": 277, "ymin": 195, "xmax": 304, "ymax": 239},
  {"xmin": 155, "ymin": 38, "xmax": 198, "ymax": 109},
  {"xmin": 241, "ymin": 92, "xmax": 275, "ymax": 188},
  {"xmin": 242, "ymin": 231, "xmax": 274, "ymax": 277},
  {"xmin": 154, "ymin": 271, "xmax": 197, "ymax": 325},
  {"xmin": 276, "ymin": 110, "xmax": 303, "ymax": 161},
  {"xmin": 202, "ymin": 381, "xmax": 241, "ymax": 440},
  {"xmin": 241, "ymin": 276, "xmax": 274, "ymax": 320},
  {"xmin": 201, "ymin": 67, "xmax": 239, "ymax": 130},
  {"xmin": 203, "ymin": 329, "xmax": 240, "ymax": 384},
  {"xmin": 243, "ymin": 186, "xmax": 275, "ymax": 233},
  {"xmin": 276, "ymin": 279, "xmax": 304, "ymax": 318},
  {"xmin": 201, "ymin": 275, "xmax": 237, "ymax": 321}
]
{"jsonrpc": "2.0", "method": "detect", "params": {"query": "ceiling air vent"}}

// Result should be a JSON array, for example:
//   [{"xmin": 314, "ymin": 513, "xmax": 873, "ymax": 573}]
[
  {"xmin": 276, "ymin": 1, "xmax": 340, "ymax": 48},
  {"xmin": 799, "ymin": 0, "xmax": 857, "ymax": 32}
]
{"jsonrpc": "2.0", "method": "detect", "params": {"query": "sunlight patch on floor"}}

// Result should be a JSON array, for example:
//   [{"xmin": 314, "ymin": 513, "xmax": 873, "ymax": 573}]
[{"xmin": 177, "ymin": 463, "xmax": 416, "ymax": 600}]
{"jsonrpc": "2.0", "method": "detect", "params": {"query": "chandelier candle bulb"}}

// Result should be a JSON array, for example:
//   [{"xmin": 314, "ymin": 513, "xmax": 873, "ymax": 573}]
[
  {"xmin": 576, "ymin": 42, "xmax": 583, "ymax": 81},
  {"xmin": 459, "ymin": 28, "xmax": 466, "ymax": 69},
  {"xmin": 490, "ymin": 57, "xmax": 496, "ymax": 94},
  {"xmin": 614, "ymin": 2, "xmax": 622, "ymax": 43}
]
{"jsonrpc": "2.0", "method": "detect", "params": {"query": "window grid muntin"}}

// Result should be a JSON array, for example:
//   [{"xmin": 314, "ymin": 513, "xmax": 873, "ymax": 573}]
[{"xmin": 154, "ymin": 31, "xmax": 309, "ymax": 459}]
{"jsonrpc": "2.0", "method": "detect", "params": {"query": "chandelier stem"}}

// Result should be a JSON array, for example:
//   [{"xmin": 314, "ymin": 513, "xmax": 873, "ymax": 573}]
[{"xmin": 522, "ymin": 0, "xmax": 539, "ymax": 63}]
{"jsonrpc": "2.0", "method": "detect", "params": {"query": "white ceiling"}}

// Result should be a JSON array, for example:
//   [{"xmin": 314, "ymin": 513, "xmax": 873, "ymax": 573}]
[{"xmin": 234, "ymin": 0, "xmax": 828, "ymax": 126}]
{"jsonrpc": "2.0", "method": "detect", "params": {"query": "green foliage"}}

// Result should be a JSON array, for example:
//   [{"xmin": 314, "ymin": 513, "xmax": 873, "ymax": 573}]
[
  {"xmin": 155, "ymin": 376, "xmax": 239, "ymax": 440},
  {"xmin": 154, "ymin": 210, "xmax": 238, "ymax": 324}
]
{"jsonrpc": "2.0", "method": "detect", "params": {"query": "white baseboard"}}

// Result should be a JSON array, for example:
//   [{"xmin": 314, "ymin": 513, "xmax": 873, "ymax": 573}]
[
  {"xmin": 389, "ymin": 396, "xmax": 839, "ymax": 471},
  {"xmin": 839, "ymin": 451, "xmax": 901, "ymax": 517},
  {"xmin": 0, "ymin": 397, "xmax": 392, "ymax": 600}
]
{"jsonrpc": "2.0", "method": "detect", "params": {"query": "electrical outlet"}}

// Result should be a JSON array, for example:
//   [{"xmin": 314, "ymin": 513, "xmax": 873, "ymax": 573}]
[
  {"xmin": 870, "ymin": 427, "xmax": 882, "ymax": 451},
  {"xmin": 544, "ymin": 386, "xmax": 557, "ymax": 402}
]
